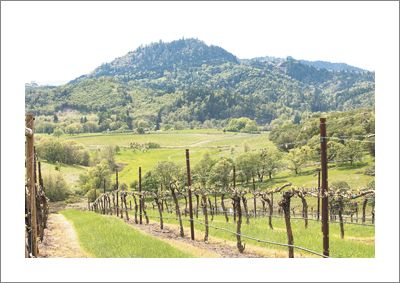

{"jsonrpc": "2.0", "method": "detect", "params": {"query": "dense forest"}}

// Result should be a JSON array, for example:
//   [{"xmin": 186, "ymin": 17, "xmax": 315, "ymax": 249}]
[{"xmin": 25, "ymin": 38, "xmax": 374, "ymax": 133}]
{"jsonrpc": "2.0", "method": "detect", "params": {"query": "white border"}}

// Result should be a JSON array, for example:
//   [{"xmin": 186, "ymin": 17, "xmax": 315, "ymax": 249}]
[{"xmin": 1, "ymin": 1, "xmax": 399, "ymax": 282}]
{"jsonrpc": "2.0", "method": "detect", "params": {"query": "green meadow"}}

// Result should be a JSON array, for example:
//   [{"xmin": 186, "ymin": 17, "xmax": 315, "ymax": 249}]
[{"xmin": 45, "ymin": 129, "xmax": 373, "ymax": 188}]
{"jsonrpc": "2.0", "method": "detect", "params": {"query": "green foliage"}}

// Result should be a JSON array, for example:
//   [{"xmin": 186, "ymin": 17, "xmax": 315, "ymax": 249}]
[
  {"xmin": 285, "ymin": 146, "xmax": 312, "ymax": 174},
  {"xmin": 53, "ymin": 128, "xmax": 64, "ymax": 138},
  {"xmin": 36, "ymin": 121, "xmax": 56, "ymax": 134},
  {"xmin": 270, "ymin": 109, "xmax": 375, "ymax": 157},
  {"xmin": 331, "ymin": 181, "xmax": 351, "ymax": 192},
  {"xmin": 236, "ymin": 152, "xmax": 259, "ymax": 184},
  {"xmin": 259, "ymin": 147, "xmax": 283, "ymax": 180},
  {"xmin": 338, "ymin": 140, "xmax": 364, "ymax": 165},
  {"xmin": 79, "ymin": 160, "xmax": 112, "ymax": 195},
  {"xmin": 209, "ymin": 157, "xmax": 233, "ymax": 190},
  {"xmin": 36, "ymin": 138, "xmax": 90, "ymax": 166},
  {"xmin": 142, "ymin": 171, "xmax": 160, "ymax": 193},
  {"xmin": 43, "ymin": 172, "xmax": 70, "ymax": 201},
  {"xmin": 193, "ymin": 153, "xmax": 215, "ymax": 187},
  {"xmin": 226, "ymin": 117, "xmax": 258, "ymax": 133},
  {"xmin": 90, "ymin": 146, "xmax": 116, "ymax": 170},
  {"xmin": 65, "ymin": 123, "xmax": 83, "ymax": 134},
  {"xmin": 154, "ymin": 161, "xmax": 180, "ymax": 188}
]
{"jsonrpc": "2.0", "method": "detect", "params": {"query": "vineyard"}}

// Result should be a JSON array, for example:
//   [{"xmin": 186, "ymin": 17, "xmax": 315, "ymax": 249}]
[
  {"xmin": 85, "ymin": 117, "xmax": 374, "ymax": 258},
  {"xmin": 27, "ymin": 115, "xmax": 375, "ymax": 258}
]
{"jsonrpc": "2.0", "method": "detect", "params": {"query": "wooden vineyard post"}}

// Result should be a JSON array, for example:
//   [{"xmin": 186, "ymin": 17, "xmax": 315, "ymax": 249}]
[
  {"xmin": 139, "ymin": 167, "xmax": 143, "ymax": 224},
  {"xmin": 116, "ymin": 170, "xmax": 119, "ymax": 217},
  {"xmin": 233, "ymin": 166, "xmax": 245, "ymax": 253},
  {"xmin": 26, "ymin": 114, "xmax": 38, "ymax": 257},
  {"xmin": 279, "ymin": 191, "xmax": 295, "ymax": 258},
  {"xmin": 320, "ymin": 118, "xmax": 329, "ymax": 257},
  {"xmin": 185, "ymin": 149, "xmax": 195, "ymax": 240},
  {"xmin": 103, "ymin": 179, "xmax": 106, "ymax": 214},
  {"xmin": 317, "ymin": 169, "xmax": 321, "ymax": 221}
]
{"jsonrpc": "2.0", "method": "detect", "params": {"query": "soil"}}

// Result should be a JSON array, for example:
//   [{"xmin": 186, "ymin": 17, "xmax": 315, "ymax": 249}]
[
  {"xmin": 38, "ymin": 213, "xmax": 88, "ymax": 258},
  {"xmin": 125, "ymin": 218, "xmax": 265, "ymax": 258}
]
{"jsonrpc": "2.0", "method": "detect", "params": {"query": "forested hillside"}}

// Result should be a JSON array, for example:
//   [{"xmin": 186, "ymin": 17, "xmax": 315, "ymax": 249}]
[{"xmin": 26, "ymin": 38, "xmax": 374, "ymax": 133}]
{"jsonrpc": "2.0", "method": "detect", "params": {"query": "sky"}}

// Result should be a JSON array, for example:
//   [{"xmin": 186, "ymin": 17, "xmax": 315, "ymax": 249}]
[{"xmin": 1, "ymin": 1, "xmax": 398, "ymax": 84}]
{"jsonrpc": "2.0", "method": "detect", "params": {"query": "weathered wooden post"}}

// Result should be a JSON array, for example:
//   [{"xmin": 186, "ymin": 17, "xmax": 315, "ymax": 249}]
[
  {"xmin": 320, "ymin": 118, "xmax": 329, "ymax": 257},
  {"xmin": 233, "ymin": 166, "xmax": 245, "ymax": 253},
  {"xmin": 252, "ymin": 177, "xmax": 257, "ymax": 217},
  {"xmin": 103, "ymin": 179, "xmax": 106, "ymax": 214},
  {"xmin": 317, "ymin": 169, "xmax": 321, "ymax": 221},
  {"xmin": 26, "ymin": 114, "xmax": 38, "ymax": 257},
  {"xmin": 116, "ymin": 170, "xmax": 119, "ymax": 217},
  {"xmin": 185, "ymin": 149, "xmax": 195, "ymax": 240},
  {"xmin": 279, "ymin": 191, "xmax": 295, "ymax": 258},
  {"xmin": 139, "ymin": 167, "xmax": 143, "ymax": 224}
]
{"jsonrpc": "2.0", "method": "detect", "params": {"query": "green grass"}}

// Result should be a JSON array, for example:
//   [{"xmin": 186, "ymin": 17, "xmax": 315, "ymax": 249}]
[
  {"xmin": 140, "ymin": 209, "xmax": 374, "ymax": 258},
  {"xmin": 57, "ymin": 129, "xmax": 374, "ymax": 190},
  {"xmin": 40, "ymin": 161, "xmax": 89, "ymax": 191},
  {"xmin": 61, "ymin": 209, "xmax": 194, "ymax": 258},
  {"xmin": 64, "ymin": 129, "xmax": 245, "ymax": 147}
]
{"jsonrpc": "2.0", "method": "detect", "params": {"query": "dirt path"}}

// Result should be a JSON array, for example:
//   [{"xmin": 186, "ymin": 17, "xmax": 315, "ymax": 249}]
[
  {"xmin": 125, "ymin": 219, "xmax": 265, "ymax": 258},
  {"xmin": 38, "ymin": 213, "xmax": 88, "ymax": 258}
]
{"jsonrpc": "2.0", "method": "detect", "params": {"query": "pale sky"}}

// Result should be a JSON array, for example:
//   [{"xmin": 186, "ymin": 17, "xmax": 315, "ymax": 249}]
[{"xmin": 2, "ymin": 1, "xmax": 398, "ymax": 84}]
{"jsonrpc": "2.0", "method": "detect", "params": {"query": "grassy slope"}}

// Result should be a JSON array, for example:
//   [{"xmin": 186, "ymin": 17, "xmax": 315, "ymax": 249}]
[
  {"xmin": 53, "ymin": 129, "xmax": 374, "ymax": 189},
  {"xmin": 140, "ymin": 210, "xmax": 374, "ymax": 258},
  {"xmin": 40, "ymin": 162, "xmax": 89, "ymax": 191},
  {"xmin": 61, "ymin": 210, "xmax": 193, "ymax": 258}
]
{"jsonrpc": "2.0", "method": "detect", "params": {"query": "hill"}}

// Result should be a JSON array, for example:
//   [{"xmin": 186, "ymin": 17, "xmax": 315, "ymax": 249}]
[{"xmin": 26, "ymin": 38, "xmax": 374, "ymax": 132}]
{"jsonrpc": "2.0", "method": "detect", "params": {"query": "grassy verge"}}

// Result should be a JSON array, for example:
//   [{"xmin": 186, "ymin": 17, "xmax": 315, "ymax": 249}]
[{"xmin": 61, "ymin": 210, "xmax": 193, "ymax": 258}]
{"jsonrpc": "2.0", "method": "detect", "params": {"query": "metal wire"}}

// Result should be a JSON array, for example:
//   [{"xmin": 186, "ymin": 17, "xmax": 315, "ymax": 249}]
[{"xmin": 190, "ymin": 218, "xmax": 329, "ymax": 258}]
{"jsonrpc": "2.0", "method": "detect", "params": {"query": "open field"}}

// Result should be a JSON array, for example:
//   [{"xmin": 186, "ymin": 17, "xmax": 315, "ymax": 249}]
[{"xmin": 44, "ymin": 130, "xmax": 373, "ymax": 189}]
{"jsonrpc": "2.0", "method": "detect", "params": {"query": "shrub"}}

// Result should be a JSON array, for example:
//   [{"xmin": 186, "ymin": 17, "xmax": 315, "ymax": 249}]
[
  {"xmin": 226, "ymin": 117, "xmax": 258, "ymax": 133},
  {"xmin": 146, "ymin": 142, "xmax": 161, "ymax": 149},
  {"xmin": 43, "ymin": 172, "xmax": 70, "ymax": 202}
]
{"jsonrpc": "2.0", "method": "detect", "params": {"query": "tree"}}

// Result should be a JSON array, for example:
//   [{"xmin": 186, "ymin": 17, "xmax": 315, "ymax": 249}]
[
  {"xmin": 83, "ymin": 121, "xmax": 98, "ymax": 133},
  {"xmin": 142, "ymin": 171, "xmax": 160, "ymax": 193},
  {"xmin": 226, "ymin": 117, "xmax": 258, "ymax": 133},
  {"xmin": 338, "ymin": 140, "xmax": 363, "ymax": 165},
  {"xmin": 137, "ymin": 127, "xmax": 145, "ymax": 134},
  {"xmin": 259, "ymin": 147, "xmax": 283, "ymax": 180},
  {"xmin": 236, "ymin": 152, "xmax": 259, "ymax": 184},
  {"xmin": 102, "ymin": 145, "xmax": 117, "ymax": 170},
  {"xmin": 209, "ymin": 157, "xmax": 233, "ymax": 190},
  {"xmin": 154, "ymin": 161, "xmax": 180, "ymax": 189},
  {"xmin": 208, "ymin": 157, "xmax": 233, "ymax": 221},
  {"xmin": 286, "ymin": 146, "xmax": 312, "ymax": 174},
  {"xmin": 53, "ymin": 114, "xmax": 59, "ymax": 123},
  {"xmin": 193, "ymin": 153, "xmax": 215, "ymax": 187},
  {"xmin": 53, "ymin": 128, "xmax": 64, "ymax": 138},
  {"xmin": 36, "ymin": 138, "xmax": 89, "ymax": 166},
  {"xmin": 65, "ymin": 123, "xmax": 83, "ymax": 134},
  {"xmin": 43, "ymin": 172, "xmax": 70, "ymax": 201},
  {"xmin": 79, "ymin": 160, "xmax": 111, "ymax": 195}
]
